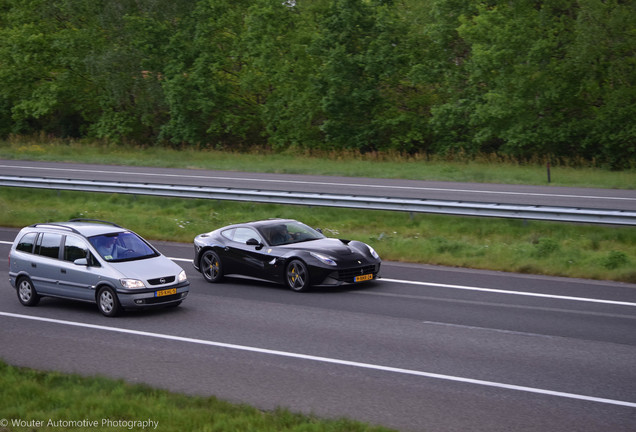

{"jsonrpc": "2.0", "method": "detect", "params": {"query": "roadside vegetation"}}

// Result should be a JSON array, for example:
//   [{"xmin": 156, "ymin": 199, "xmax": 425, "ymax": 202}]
[
  {"xmin": 0, "ymin": 361, "xmax": 394, "ymax": 432},
  {"xmin": 0, "ymin": 140, "xmax": 634, "ymax": 284},
  {"xmin": 1, "ymin": 1, "xmax": 635, "ymax": 167},
  {"xmin": 2, "ymin": 188, "xmax": 633, "ymax": 283},
  {"xmin": 1, "ymin": 137, "xmax": 635, "ymax": 189}
]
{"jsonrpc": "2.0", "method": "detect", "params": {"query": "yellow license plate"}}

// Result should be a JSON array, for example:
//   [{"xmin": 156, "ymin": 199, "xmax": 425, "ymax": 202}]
[
  {"xmin": 156, "ymin": 288, "xmax": 177, "ymax": 297},
  {"xmin": 354, "ymin": 274, "xmax": 373, "ymax": 282}
]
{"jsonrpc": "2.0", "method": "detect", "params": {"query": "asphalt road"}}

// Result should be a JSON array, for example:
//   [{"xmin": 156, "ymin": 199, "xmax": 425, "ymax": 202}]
[
  {"xmin": 1, "ymin": 159, "xmax": 635, "ymax": 211},
  {"xmin": 1, "ymin": 227, "xmax": 635, "ymax": 432}
]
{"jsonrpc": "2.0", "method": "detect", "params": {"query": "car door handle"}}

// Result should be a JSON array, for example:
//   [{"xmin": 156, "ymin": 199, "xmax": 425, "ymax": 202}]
[
  {"xmin": 61, "ymin": 269, "xmax": 67, "ymax": 274},
  {"xmin": 31, "ymin": 263, "xmax": 37, "ymax": 268}
]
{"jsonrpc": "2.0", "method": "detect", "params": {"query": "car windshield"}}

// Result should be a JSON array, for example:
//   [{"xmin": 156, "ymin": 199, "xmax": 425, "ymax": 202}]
[
  {"xmin": 89, "ymin": 231, "xmax": 158, "ymax": 262},
  {"xmin": 260, "ymin": 221, "xmax": 325, "ymax": 246}
]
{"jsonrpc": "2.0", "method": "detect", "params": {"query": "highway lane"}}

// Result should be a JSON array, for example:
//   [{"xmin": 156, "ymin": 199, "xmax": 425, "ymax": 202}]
[
  {"xmin": 2, "ymin": 159, "xmax": 635, "ymax": 211},
  {"xmin": 1, "ymin": 229, "xmax": 635, "ymax": 431}
]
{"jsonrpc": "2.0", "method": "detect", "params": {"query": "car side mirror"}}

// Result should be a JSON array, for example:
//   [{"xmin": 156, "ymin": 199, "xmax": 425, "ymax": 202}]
[
  {"xmin": 73, "ymin": 258, "xmax": 89, "ymax": 266},
  {"xmin": 246, "ymin": 238, "xmax": 263, "ymax": 249},
  {"xmin": 315, "ymin": 228, "xmax": 323, "ymax": 233}
]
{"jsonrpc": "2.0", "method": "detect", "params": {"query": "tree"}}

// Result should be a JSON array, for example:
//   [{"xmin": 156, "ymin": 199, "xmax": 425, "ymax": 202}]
[
  {"xmin": 0, "ymin": 0, "xmax": 101, "ymax": 137},
  {"xmin": 241, "ymin": 0, "xmax": 327, "ymax": 150},
  {"xmin": 311, "ymin": 0, "xmax": 415, "ymax": 152},
  {"xmin": 86, "ymin": 0, "xmax": 193, "ymax": 143},
  {"xmin": 572, "ymin": 0, "xmax": 636, "ymax": 167},
  {"xmin": 422, "ymin": 0, "xmax": 479, "ymax": 155},
  {"xmin": 161, "ymin": 0, "xmax": 262, "ymax": 148},
  {"xmin": 458, "ymin": 2, "xmax": 586, "ymax": 158}
]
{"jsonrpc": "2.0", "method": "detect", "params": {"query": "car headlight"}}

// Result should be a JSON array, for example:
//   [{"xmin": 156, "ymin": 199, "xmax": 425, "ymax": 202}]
[
  {"xmin": 367, "ymin": 245, "xmax": 379, "ymax": 259},
  {"xmin": 177, "ymin": 270, "xmax": 187, "ymax": 283},
  {"xmin": 310, "ymin": 252, "xmax": 337, "ymax": 266},
  {"xmin": 120, "ymin": 278, "xmax": 146, "ymax": 289}
]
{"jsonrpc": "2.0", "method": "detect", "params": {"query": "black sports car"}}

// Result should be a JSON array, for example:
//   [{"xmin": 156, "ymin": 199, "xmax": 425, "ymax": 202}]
[{"xmin": 193, "ymin": 219, "xmax": 381, "ymax": 292}]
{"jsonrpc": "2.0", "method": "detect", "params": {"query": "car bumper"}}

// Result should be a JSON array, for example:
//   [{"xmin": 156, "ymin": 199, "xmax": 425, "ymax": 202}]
[
  {"xmin": 311, "ymin": 262, "xmax": 381, "ymax": 287},
  {"xmin": 117, "ymin": 282, "xmax": 190, "ymax": 309}
]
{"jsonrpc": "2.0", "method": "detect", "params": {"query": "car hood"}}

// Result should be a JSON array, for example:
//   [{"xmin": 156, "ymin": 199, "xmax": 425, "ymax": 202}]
[
  {"xmin": 280, "ymin": 238, "xmax": 363, "ymax": 256},
  {"xmin": 109, "ymin": 255, "xmax": 183, "ymax": 281}
]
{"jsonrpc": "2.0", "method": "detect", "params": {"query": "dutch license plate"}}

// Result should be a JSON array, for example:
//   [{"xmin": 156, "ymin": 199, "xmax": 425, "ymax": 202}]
[
  {"xmin": 354, "ymin": 274, "xmax": 373, "ymax": 282},
  {"xmin": 155, "ymin": 288, "xmax": 177, "ymax": 297}
]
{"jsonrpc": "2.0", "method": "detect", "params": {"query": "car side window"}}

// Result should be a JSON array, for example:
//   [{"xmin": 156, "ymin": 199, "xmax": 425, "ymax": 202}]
[
  {"xmin": 16, "ymin": 232, "xmax": 38, "ymax": 253},
  {"xmin": 233, "ymin": 228, "xmax": 261, "ymax": 244},
  {"xmin": 221, "ymin": 229, "xmax": 235, "ymax": 241},
  {"xmin": 63, "ymin": 236, "xmax": 89, "ymax": 262},
  {"xmin": 36, "ymin": 233, "xmax": 62, "ymax": 259}
]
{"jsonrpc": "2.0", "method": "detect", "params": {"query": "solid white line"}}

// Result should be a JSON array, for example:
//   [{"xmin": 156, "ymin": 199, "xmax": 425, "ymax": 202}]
[
  {"xmin": 162, "ymin": 254, "xmax": 636, "ymax": 308},
  {"xmin": 2, "ymin": 164, "xmax": 633, "ymax": 202},
  {"xmin": 169, "ymin": 257, "xmax": 192, "ymax": 263},
  {"xmin": 381, "ymin": 278, "xmax": 636, "ymax": 307},
  {"xmin": 1, "ymin": 311, "xmax": 634, "ymax": 408},
  {"xmin": 174, "ymin": 254, "xmax": 636, "ymax": 307}
]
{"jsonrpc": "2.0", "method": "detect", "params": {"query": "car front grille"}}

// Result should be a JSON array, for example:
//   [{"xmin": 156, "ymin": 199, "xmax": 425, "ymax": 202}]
[
  {"xmin": 147, "ymin": 276, "xmax": 176, "ymax": 286},
  {"xmin": 337, "ymin": 265, "xmax": 378, "ymax": 282}
]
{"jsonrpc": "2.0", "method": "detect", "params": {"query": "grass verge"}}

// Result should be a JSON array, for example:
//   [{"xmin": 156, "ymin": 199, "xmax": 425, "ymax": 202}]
[
  {"xmin": 0, "ymin": 360, "xmax": 394, "ymax": 432},
  {"xmin": 1, "ymin": 188, "xmax": 634, "ymax": 283},
  {"xmin": 1, "ymin": 136, "xmax": 635, "ymax": 189}
]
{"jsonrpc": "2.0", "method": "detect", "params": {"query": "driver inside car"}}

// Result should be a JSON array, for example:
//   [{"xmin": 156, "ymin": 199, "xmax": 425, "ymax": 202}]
[
  {"xmin": 94, "ymin": 235, "xmax": 126, "ymax": 260},
  {"xmin": 268, "ymin": 225, "xmax": 292, "ymax": 245}
]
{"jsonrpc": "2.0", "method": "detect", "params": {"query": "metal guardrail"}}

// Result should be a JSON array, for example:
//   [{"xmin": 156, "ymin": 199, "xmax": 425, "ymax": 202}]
[{"xmin": 1, "ymin": 175, "xmax": 635, "ymax": 225}]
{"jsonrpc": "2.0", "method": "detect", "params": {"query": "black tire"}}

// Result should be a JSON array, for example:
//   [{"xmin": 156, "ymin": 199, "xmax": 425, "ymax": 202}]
[
  {"xmin": 286, "ymin": 259, "xmax": 310, "ymax": 292},
  {"xmin": 200, "ymin": 250, "xmax": 223, "ymax": 283},
  {"xmin": 97, "ymin": 286, "xmax": 122, "ymax": 317},
  {"xmin": 16, "ymin": 277, "xmax": 40, "ymax": 306}
]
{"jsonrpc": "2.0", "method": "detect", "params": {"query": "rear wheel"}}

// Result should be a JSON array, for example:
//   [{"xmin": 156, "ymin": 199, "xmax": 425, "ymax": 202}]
[
  {"xmin": 200, "ymin": 250, "xmax": 223, "ymax": 283},
  {"xmin": 286, "ymin": 260, "xmax": 310, "ymax": 292},
  {"xmin": 17, "ymin": 277, "xmax": 40, "ymax": 306},
  {"xmin": 98, "ymin": 286, "xmax": 121, "ymax": 317}
]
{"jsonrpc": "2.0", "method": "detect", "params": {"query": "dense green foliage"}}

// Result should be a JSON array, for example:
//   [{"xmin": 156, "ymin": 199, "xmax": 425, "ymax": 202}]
[{"xmin": 1, "ymin": 0, "xmax": 634, "ymax": 166}]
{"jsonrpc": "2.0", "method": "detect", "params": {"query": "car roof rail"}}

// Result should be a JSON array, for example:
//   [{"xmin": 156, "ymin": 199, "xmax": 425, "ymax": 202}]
[
  {"xmin": 67, "ymin": 218, "xmax": 123, "ymax": 228},
  {"xmin": 29, "ymin": 222, "xmax": 82, "ymax": 235}
]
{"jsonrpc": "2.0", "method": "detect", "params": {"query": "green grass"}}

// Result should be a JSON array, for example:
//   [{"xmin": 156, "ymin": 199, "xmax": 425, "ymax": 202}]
[
  {"xmin": 1, "ymin": 137, "xmax": 635, "ymax": 282},
  {"xmin": 1, "ymin": 136, "xmax": 635, "ymax": 188},
  {"xmin": 0, "ymin": 361, "xmax": 394, "ymax": 432},
  {"xmin": 1, "ymin": 188, "xmax": 634, "ymax": 283}
]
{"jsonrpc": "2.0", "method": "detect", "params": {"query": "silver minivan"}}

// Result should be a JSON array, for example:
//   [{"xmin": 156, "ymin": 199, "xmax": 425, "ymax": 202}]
[{"xmin": 8, "ymin": 219, "xmax": 189, "ymax": 316}]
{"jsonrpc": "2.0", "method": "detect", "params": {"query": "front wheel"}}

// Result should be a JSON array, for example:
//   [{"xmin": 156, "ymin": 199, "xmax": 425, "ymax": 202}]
[
  {"xmin": 98, "ymin": 286, "xmax": 122, "ymax": 317},
  {"xmin": 200, "ymin": 250, "xmax": 223, "ymax": 283},
  {"xmin": 17, "ymin": 277, "xmax": 40, "ymax": 306},
  {"xmin": 286, "ymin": 260, "xmax": 310, "ymax": 292}
]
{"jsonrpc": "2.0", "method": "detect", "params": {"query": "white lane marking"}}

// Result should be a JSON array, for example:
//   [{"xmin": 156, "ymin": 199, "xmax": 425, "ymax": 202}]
[
  {"xmin": 0, "ymin": 240, "xmax": 633, "ymax": 307},
  {"xmin": 380, "ymin": 278, "xmax": 636, "ymax": 308},
  {"xmin": 2, "ymin": 164, "xmax": 634, "ymax": 202},
  {"xmin": 177, "ymin": 252, "xmax": 636, "ymax": 307},
  {"xmin": 1, "ymin": 311, "xmax": 634, "ymax": 408},
  {"xmin": 170, "ymin": 257, "xmax": 192, "ymax": 263}
]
